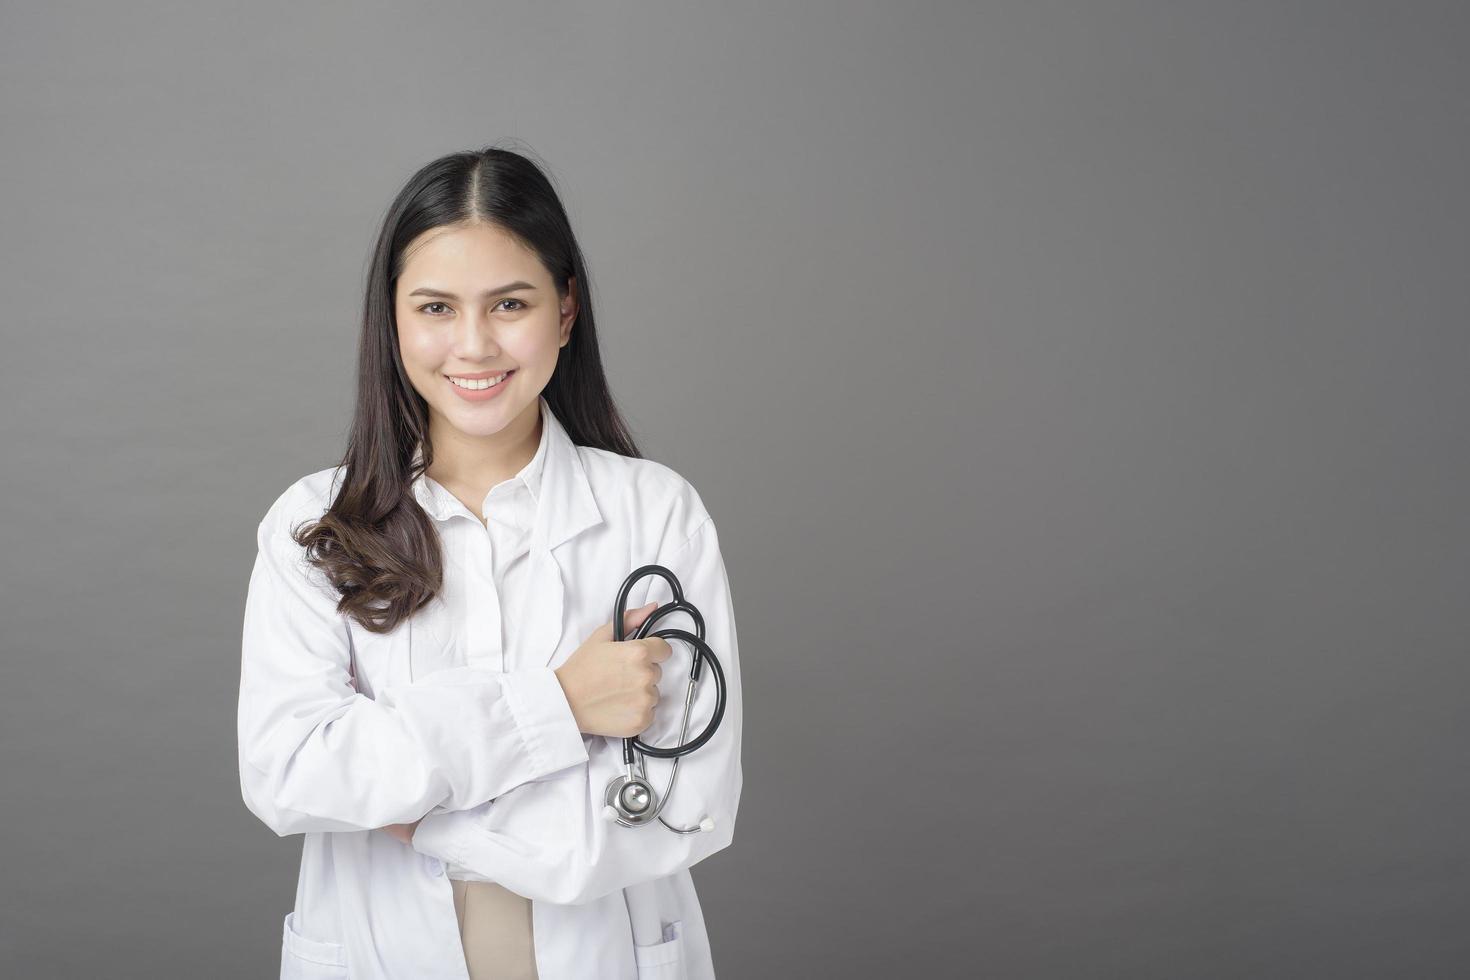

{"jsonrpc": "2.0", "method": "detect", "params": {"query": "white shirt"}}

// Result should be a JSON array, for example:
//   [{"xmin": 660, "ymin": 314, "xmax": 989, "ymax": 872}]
[
  {"xmin": 409, "ymin": 411, "xmax": 548, "ymax": 878},
  {"xmin": 237, "ymin": 395, "xmax": 743, "ymax": 980},
  {"xmin": 407, "ymin": 407, "xmax": 546, "ymax": 676}
]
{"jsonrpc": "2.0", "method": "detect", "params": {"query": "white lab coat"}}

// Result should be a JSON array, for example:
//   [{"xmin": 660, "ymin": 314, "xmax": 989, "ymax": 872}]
[{"xmin": 238, "ymin": 397, "xmax": 743, "ymax": 979}]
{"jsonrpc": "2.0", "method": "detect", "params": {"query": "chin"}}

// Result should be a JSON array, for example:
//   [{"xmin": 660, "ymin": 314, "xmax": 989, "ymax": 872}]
[{"xmin": 447, "ymin": 397, "xmax": 523, "ymax": 427}]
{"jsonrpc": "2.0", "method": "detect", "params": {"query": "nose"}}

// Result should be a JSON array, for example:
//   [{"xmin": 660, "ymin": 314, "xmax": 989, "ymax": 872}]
[{"xmin": 451, "ymin": 310, "xmax": 502, "ymax": 359}]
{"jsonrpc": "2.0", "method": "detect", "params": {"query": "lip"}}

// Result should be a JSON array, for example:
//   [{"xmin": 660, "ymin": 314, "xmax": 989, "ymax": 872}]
[
  {"xmin": 444, "ymin": 369, "xmax": 514, "ymax": 402},
  {"xmin": 444, "ymin": 369, "xmax": 516, "ymax": 380}
]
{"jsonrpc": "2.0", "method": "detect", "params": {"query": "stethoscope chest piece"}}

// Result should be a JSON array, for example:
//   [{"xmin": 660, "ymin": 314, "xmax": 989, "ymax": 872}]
[{"xmin": 603, "ymin": 769, "xmax": 660, "ymax": 827}]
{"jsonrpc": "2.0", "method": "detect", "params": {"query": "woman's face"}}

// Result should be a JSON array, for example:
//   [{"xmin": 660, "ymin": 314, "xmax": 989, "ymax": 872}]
[{"xmin": 393, "ymin": 221, "xmax": 576, "ymax": 443}]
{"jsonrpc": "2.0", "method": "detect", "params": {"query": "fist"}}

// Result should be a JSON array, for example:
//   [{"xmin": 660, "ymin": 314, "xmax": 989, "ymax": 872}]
[{"xmin": 554, "ymin": 601, "xmax": 674, "ymax": 739}]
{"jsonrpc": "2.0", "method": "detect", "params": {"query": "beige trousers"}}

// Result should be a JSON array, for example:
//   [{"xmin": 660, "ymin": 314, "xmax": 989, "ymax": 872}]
[{"xmin": 449, "ymin": 878, "xmax": 540, "ymax": 980}]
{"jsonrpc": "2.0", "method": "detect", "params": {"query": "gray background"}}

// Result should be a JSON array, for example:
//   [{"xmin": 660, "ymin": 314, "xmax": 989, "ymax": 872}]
[{"xmin": 2, "ymin": 2, "xmax": 1466, "ymax": 977}]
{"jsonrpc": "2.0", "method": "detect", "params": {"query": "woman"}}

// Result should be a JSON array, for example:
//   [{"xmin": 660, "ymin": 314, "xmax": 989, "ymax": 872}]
[{"xmin": 237, "ymin": 146, "xmax": 743, "ymax": 980}]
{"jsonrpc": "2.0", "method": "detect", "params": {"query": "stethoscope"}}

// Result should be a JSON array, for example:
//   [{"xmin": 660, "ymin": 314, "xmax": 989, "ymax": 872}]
[{"xmin": 600, "ymin": 563, "xmax": 728, "ymax": 834}]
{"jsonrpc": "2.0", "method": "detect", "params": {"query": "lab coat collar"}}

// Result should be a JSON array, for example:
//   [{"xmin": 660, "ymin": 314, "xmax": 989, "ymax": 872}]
[{"xmin": 408, "ymin": 395, "xmax": 603, "ymax": 553}]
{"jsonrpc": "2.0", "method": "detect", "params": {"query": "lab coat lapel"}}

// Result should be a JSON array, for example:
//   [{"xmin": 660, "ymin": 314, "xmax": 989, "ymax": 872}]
[{"xmin": 522, "ymin": 398, "xmax": 603, "ymax": 669}]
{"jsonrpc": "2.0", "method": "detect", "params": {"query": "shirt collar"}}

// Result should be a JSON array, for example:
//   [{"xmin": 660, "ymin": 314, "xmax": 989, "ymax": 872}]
[{"xmin": 409, "ymin": 395, "xmax": 603, "ymax": 551}]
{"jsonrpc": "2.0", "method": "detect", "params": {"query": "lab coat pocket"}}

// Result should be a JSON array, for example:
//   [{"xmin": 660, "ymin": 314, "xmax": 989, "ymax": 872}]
[
  {"xmin": 632, "ymin": 919, "xmax": 686, "ymax": 980},
  {"xmin": 280, "ymin": 910, "xmax": 348, "ymax": 979}
]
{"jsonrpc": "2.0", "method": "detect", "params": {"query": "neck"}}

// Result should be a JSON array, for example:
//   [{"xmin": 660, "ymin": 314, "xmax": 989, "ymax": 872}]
[{"xmin": 426, "ymin": 398, "xmax": 542, "ymax": 493}]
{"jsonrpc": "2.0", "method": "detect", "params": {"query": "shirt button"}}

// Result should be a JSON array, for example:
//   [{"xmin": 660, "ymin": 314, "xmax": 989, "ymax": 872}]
[{"xmin": 423, "ymin": 856, "xmax": 445, "ymax": 877}]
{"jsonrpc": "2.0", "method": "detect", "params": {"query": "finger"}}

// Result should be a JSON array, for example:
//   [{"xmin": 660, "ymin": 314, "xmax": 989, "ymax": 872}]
[
  {"xmin": 593, "ymin": 602, "xmax": 659, "ymax": 642},
  {"xmin": 647, "ymin": 637, "xmax": 673, "ymax": 661},
  {"xmin": 620, "ymin": 601, "xmax": 659, "ymax": 633}
]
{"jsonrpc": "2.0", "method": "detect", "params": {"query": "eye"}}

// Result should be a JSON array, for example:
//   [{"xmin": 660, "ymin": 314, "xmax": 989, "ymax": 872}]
[{"xmin": 416, "ymin": 299, "xmax": 526, "ymax": 316}]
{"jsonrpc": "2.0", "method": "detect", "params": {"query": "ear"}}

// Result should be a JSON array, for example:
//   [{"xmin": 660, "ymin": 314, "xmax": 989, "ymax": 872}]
[{"xmin": 559, "ymin": 275, "xmax": 579, "ymax": 348}]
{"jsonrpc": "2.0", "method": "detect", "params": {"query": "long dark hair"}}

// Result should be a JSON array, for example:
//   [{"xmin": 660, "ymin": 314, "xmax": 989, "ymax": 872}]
[{"xmin": 292, "ymin": 145, "xmax": 641, "ymax": 635}]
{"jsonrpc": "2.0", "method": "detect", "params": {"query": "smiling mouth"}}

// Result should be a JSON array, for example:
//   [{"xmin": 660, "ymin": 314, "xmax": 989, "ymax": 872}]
[{"xmin": 444, "ymin": 370, "xmax": 515, "ymax": 390}]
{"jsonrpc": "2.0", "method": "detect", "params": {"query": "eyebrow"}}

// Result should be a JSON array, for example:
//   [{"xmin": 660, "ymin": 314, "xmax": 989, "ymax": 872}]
[{"xmin": 407, "ymin": 281, "xmax": 537, "ymax": 300}]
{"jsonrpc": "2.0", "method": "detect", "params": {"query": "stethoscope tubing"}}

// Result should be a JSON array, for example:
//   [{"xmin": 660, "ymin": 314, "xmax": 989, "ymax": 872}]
[{"xmin": 611, "ymin": 563, "xmax": 728, "ymax": 767}]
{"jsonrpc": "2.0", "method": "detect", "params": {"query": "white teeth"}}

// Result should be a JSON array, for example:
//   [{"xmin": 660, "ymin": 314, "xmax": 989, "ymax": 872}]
[{"xmin": 447, "ymin": 371, "xmax": 509, "ymax": 390}]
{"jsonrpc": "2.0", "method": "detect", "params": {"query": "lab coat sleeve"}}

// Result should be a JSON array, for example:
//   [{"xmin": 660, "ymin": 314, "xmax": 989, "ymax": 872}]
[
  {"xmin": 238, "ymin": 512, "xmax": 589, "ymax": 837},
  {"xmin": 409, "ymin": 515, "xmax": 744, "ymax": 905}
]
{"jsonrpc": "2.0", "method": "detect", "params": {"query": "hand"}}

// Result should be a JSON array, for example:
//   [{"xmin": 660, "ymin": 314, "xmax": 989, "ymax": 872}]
[
  {"xmin": 378, "ymin": 817, "xmax": 424, "ymax": 845},
  {"xmin": 554, "ymin": 601, "xmax": 673, "ymax": 739}
]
